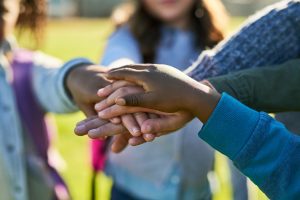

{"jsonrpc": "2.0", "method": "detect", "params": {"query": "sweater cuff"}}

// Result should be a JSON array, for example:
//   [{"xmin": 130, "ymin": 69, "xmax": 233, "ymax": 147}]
[{"xmin": 199, "ymin": 93, "xmax": 260, "ymax": 160}]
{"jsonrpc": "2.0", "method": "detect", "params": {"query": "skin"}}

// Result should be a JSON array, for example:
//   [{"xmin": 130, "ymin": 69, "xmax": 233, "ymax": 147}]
[
  {"xmin": 73, "ymin": 0, "xmax": 199, "ymax": 151},
  {"xmin": 2, "ymin": 0, "xmax": 132, "ymax": 148},
  {"xmin": 104, "ymin": 64, "xmax": 221, "ymax": 122},
  {"xmin": 95, "ymin": 0, "xmax": 197, "ymax": 142},
  {"xmin": 143, "ymin": 0, "xmax": 195, "ymax": 29},
  {"xmin": 66, "ymin": 65, "xmax": 111, "ymax": 116},
  {"xmin": 2, "ymin": 0, "xmax": 20, "ymax": 41},
  {"xmin": 76, "ymin": 64, "xmax": 221, "ymax": 151}
]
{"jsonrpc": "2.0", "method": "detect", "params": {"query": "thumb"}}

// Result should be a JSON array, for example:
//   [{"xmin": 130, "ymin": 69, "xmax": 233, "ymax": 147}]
[
  {"xmin": 141, "ymin": 113, "xmax": 190, "ymax": 134},
  {"xmin": 141, "ymin": 117, "xmax": 175, "ymax": 134},
  {"xmin": 115, "ymin": 92, "xmax": 157, "ymax": 109}
]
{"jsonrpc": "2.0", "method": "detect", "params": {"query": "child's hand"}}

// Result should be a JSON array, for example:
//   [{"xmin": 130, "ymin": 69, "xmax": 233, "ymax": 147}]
[
  {"xmin": 75, "ymin": 116, "xmax": 128, "ymax": 139},
  {"xmin": 104, "ymin": 64, "xmax": 221, "ymax": 123},
  {"xmin": 96, "ymin": 80, "xmax": 157, "ymax": 140},
  {"xmin": 95, "ymin": 80, "xmax": 193, "ymax": 137},
  {"xmin": 74, "ymin": 116, "xmax": 150, "ymax": 153}
]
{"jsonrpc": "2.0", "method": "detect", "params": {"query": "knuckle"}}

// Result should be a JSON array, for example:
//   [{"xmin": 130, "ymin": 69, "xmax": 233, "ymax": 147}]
[{"xmin": 128, "ymin": 94, "xmax": 140, "ymax": 106}]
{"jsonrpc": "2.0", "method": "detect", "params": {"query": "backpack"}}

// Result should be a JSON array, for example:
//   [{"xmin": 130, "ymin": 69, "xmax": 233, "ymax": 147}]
[
  {"xmin": 90, "ymin": 138, "xmax": 110, "ymax": 200},
  {"xmin": 11, "ymin": 49, "xmax": 70, "ymax": 200}
]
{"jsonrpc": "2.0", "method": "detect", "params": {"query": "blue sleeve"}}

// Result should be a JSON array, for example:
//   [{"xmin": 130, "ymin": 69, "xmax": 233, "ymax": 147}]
[
  {"xmin": 100, "ymin": 26, "xmax": 142, "ymax": 66},
  {"xmin": 186, "ymin": 0, "xmax": 300, "ymax": 81},
  {"xmin": 199, "ymin": 93, "xmax": 300, "ymax": 199}
]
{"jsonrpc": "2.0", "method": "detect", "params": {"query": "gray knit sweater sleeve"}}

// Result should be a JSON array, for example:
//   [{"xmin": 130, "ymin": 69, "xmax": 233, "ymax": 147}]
[{"xmin": 186, "ymin": 0, "xmax": 300, "ymax": 81}]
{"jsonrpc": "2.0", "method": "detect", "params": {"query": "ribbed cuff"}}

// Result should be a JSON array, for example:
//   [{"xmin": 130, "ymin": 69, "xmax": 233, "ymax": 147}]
[{"xmin": 198, "ymin": 93, "xmax": 260, "ymax": 160}]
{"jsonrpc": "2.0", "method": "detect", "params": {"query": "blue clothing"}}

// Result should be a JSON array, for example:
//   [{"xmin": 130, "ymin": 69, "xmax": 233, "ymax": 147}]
[
  {"xmin": 102, "ymin": 26, "xmax": 216, "ymax": 200},
  {"xmin": 185, "ymin": 1, "xmax": 300, "ymax": 197},
  {"xmin": 0, "ymin": 37, "xmax": 91, "ymax": 200},
  {"xmin": 200, "ymin": 93, "xmax": 300, "ymax": 199},
  {"xmin": 101, "ymin": 26, "xmax": 200, "ymax": 69},
  {"xmin": 186, "ymin": 0, "xmax": 300, "ymax": 80}
]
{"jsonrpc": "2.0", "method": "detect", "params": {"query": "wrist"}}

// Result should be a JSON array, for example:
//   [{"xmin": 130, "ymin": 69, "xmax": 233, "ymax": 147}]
[
  {"xmin": 188, "ymin": 83, "xmax": 221, "ymax": 123},
  {"xmin": 65, "ymin": 63, "xmax": 92, "ymax": 98}
]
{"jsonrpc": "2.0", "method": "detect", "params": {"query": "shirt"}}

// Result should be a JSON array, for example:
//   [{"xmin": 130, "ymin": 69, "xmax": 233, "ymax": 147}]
[
  {"xmin": 199, "ymin": 93, "xmax": 300, "ymax": 199},
  {"xmin": 0, "ymin": 37, "xmax": 90, "ymax": 200},
  {"xmin": 186, "ymin": 0, "xmax": 300, "ymax": 81},
  {"xmin": 208, "ymin": 59, "xmax": 300, "ymax": 113},
  {"xmin": 102, "ymin": 26, "xmax": 215, "ymax": 200}
]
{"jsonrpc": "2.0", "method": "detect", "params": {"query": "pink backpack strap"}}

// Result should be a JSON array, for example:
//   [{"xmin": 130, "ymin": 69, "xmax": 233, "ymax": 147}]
[
  {"xmin": 11, "ymin": 49, "xmax": 70, "ymax": 200},
  {"xmin": 91, "ymin": 139, "xmax": 108, "ymax": 171},
  {"xmin": 90, "ymin": 138, "xmax": 110, "ymax": 200}
]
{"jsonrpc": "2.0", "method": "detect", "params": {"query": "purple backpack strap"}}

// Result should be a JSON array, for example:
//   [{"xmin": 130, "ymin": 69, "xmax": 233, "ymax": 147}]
[{"xmin": 11, "ymin": 49, "xmax": 70, "ymax": 200}]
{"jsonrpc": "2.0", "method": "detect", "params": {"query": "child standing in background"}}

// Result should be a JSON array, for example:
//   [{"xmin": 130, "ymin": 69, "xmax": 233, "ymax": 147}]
[
  {"xmin": 96, "ymin": 0, "xmax": 248, "ymax": 199},
  {"xmin": 0, "ymin": 0, "xmax": 95, "ymax": 199}
]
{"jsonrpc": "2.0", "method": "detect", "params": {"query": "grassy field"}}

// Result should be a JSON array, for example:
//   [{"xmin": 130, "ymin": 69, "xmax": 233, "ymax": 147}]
[{"xmin": 19, "ymin": 17, "xmax": 267, "ymax": 200}]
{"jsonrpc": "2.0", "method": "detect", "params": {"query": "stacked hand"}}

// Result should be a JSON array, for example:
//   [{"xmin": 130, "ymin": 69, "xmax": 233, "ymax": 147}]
[
  {"xmin": 75, "ymin": 78, "xmax": 193, "ymax": 152},
  {"xmin": 72, "ymin": 64, "xmax": 221, "ymax": 153}
]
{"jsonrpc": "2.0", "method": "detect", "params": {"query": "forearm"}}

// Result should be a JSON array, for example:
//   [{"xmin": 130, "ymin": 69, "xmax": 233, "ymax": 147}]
[
  {"xmin": 207, "ymin": 59, "xmax": 300, "ymax": 113},
  {"xmin": 33, "ymin": 57, "xmax": 93, "ymax": 113},
  {"xmin": 186, "ymin": 0, "xmax": 300, "ymax": 81},
  {"xmin": 199, "ymin": 93, "xmax": 300, "ymax": 199}
]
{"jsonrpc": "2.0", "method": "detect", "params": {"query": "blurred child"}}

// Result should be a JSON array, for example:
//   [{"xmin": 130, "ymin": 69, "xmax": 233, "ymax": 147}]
[
  {"xmin": 0, "ymin": 0, "xmax": 99, "ymax": 199},
  {"xmin": 95, "ymin": 0, "xmax": 248, "ymax": 199}
]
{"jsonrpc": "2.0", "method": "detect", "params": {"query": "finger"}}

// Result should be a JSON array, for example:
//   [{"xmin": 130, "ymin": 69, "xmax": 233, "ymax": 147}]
[
  {"xmin": 148, "ymin": 113, "xmax": 159, "ymax": 119},
  {"xmin": 76, "ymin": 115, "xmax": 98, "ymax": 127},
  {"xmin": 108, "ymin": 64, "xmax": 155, "ymax": 73},
  {"xmin": 110, "ymin": 117, "xmax": 121, "ymax": 124},
  {"xmin": 106, "ymin": 68, "xmax": 146, "ymax": 84},
  {"xmin": 97, "ymin": 80, "xmax": 135, "ymax": 97},
  {"xmin": 143, "ymin": 133, "xmax": 156, "ymax": 142},
  {"xmin": 111, "ymin": 133, "xmax": 130, "ymax": 153},
  {"xmin": 75, "ymin": 116, "xmax": 108, "ymax": 136},
  {"xmin": 121, "ymin": 114, "xmax": 142, "ymax": 137},
  {"xmin": 156, "ymin": 132, "xmax": 168, "ymax": 137},
  {"xmin": 134, "ymin": 112, "xmax": 148, "ymax": 127},
  {"xmin": 128, "ymin": 136, "xmax": 147, "ymax": 146},
  {"xmin": 95, "ymin": 86, "xmax": 144, "ymax": 112},
  {"xmin": 115, "ymin": 92, "xmax": 158, "ymax": 108},
  {"xmin": 141, "ymin": 115, "xmax": 187, "ymax": 134},
  {"xmin": 98, "ymin": 104, "xmax": 162, "ymax": 119},
  {"xmin": 88, "ymin": 123, "xmax": 127, "ymax": 139}
]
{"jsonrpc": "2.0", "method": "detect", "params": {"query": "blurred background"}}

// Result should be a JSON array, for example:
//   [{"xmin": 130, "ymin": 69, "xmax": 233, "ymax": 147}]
[{"xmin": 18, "ymin": 0, "xmax": 281, "ymax": 199}]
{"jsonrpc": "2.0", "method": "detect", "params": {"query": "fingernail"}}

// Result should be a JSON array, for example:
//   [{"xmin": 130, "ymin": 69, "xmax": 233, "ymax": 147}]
[
  {"xmin": 95, "ymin": 103, "xmax": 101, "ymax": 111},
  {"xmin": 88, "ymin": 129, "xmax": 99, "ymax": 137},
  {"xmin": 145, "ymin": 134, "xmax": 155, "ymax": 142},
  {"xmin": 97, "ymin": 88, "xmax": 105, "ymax": 96},
  {"xmin": 111, "ymin": 118, "xmax": 121, "ymax": 124},
  {"xmin": 131, "ymin": 127, "xmax": 141, "ymax": 136},
  {"xmin": 75, "ymin": 125, "xmax": 86, "ymax": 133},
  {"xmin": 128, "ymin": 138, "xmax": 138, "ymax": 146},
  {"xmin": 115, "ymin": 98, "xmax": 126, "ymax": 106},
  {"xmin": 144, "ymin": 125, "xmax": 152, "ymax": 133},
  {"xmin": 98, "ymin": 111, "xmax": 105, "ymax": 118}
]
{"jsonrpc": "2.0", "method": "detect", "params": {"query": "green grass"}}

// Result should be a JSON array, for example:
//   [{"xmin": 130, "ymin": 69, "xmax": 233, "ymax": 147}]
[{"xmin": 19, "ymin": 17, "xmax": 267, "ymax": 200}]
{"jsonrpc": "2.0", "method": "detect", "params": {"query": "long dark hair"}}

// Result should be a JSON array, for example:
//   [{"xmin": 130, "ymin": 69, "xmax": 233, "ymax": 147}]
[
  {"xmin": 0, "ymin": 0, "xmax": 47, "ymax": 44},
  {"xmin": 112, "ymin": 0, "xmax": 228, "ymax": 63}
]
